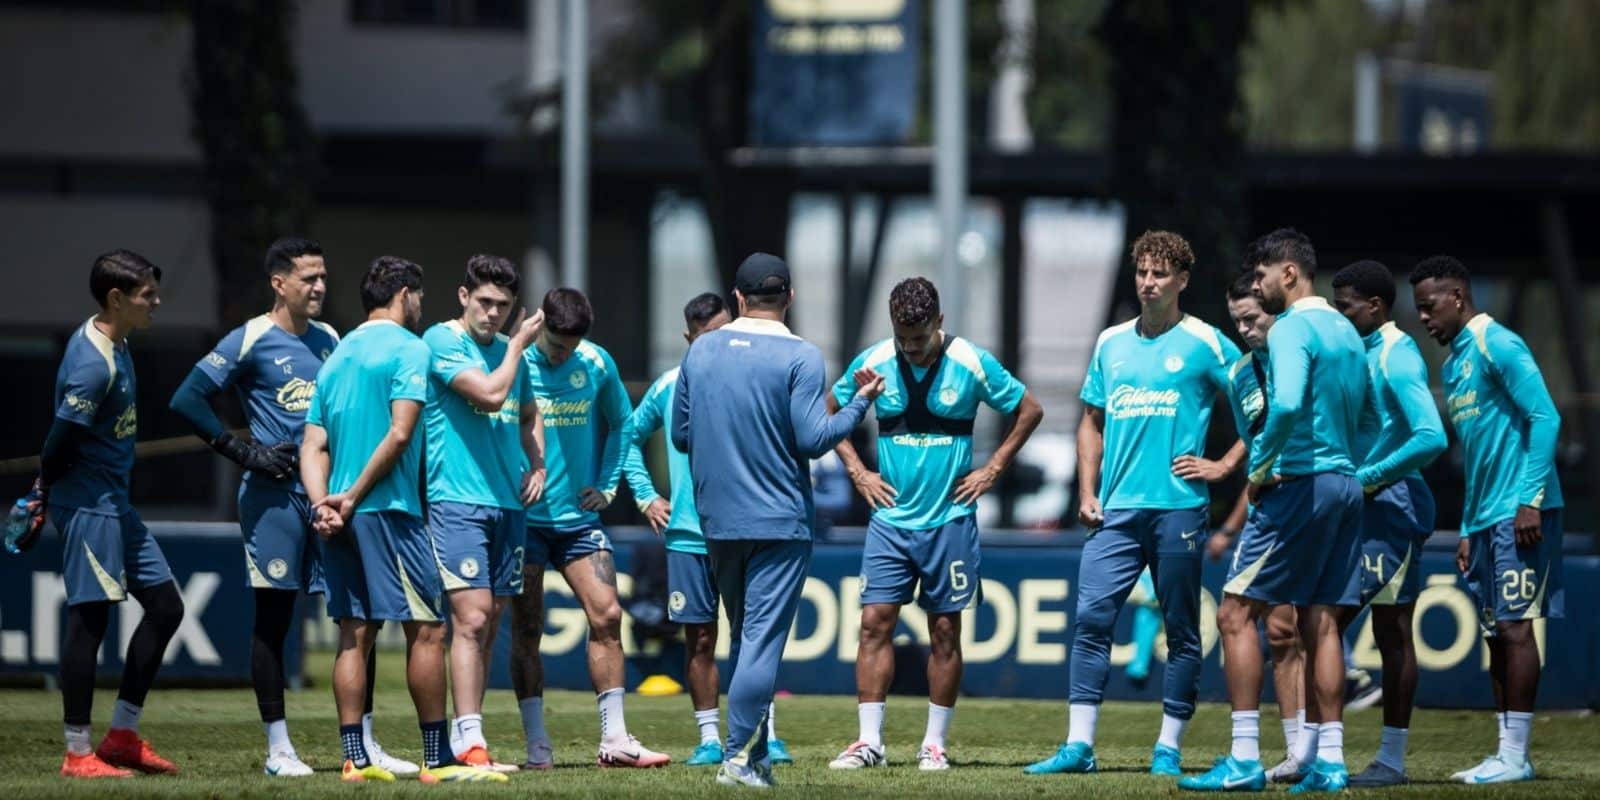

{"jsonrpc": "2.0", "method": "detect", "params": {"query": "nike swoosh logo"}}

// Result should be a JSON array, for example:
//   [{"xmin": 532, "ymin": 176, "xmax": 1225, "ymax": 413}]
[
  {"xmin": 1473, "ymin": 771, "xmax": 1506, "ymax": 783},
  {"xmin": 274, "ymin": 356, "xmax": 292, "ymax": 365},
  {"xmin": 1180, "ymin": 529, "xmax": 1199, "ymax": 540},
  {"xmin": 950, "ymin": 593, "xmax": 971, "ymax": 603},
  {"xmin": 1223, "ymin": 776, "xmax": 1256, "ymax": 788}
]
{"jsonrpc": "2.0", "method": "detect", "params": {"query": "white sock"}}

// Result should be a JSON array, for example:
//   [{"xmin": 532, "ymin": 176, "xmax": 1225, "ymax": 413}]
[
  {"xmin": 110, "ymin": 699, "xmax": 142, "ymax": 732},
  {"xmin": 65, "ymin": 723, "xmax": 92, "ymax": 756},
  {"xmin": 1281, "ymin": 715, "xmax": 1300, "ymax": 753},
  {"xmin": 1495, "ymin": 711, "xmax": 1508, "ymax": 754},
  {"xmin": 924, "ymin": 703, "xmax": 954, "ymax": 749},
  {"xmin": 1230, "ymin": 710, "xmax": 1260, "ymax": 762},
  {"xmin": 767, "ymin": 702, "xmax": 778, "ymax": 739},
  {"xmin": 857, "ymin": 702, "xmax": 885, "ymax": 748},
  {"xmin": 1502, "ymin": 711, "xmax": 1532, "ymax": 763},
  {"xmin": 361, "ymin": 712, "xmax": 379, "ymax": 751},
  {"xmin": 695, "ymin": 709, "xmax": 720, "ymax": 745},
  {"xmin": 1293, "ymin": 722, "xmax": 1320, "ymax": 766},
  {"xmin": 1316, "ymin": 721, "xmax": 1344, "ymax": 766},
  {"xmin": 1158, "ymin": 714, "xmax": 1189, "ymax": 750},
  {"xmin": 520, "ymin": 697, "xmax": 549, "ymax": 753},
  {"xmin": 597, "ymin": 688, "xmax": 627, "ymax": 742},
  {"xmin": 265, "ymin": 719, "xmax": 292, "ymax": 755},
  {"xmin": 455, "ymin": 713, "xmax": 486, "ymax": 750},
  {"xmin": 1376, "ymin": 726, "xmax": 1407, "ymax": 771},
  {"xmin": 1067, "ymin": 703, "xmax": 1099, "ymax": 746}
]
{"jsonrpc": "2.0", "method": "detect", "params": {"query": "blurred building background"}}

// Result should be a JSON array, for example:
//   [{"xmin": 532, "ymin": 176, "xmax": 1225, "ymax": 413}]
[{"xmin": 0, "ymin": 0, "xmax": 1597, "ymax": 538}]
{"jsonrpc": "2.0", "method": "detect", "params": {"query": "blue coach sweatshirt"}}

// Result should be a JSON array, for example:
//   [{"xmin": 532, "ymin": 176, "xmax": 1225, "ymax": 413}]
[{"xmin": 672, "ymin": 316, "xmax": 872, "ymax": 540}]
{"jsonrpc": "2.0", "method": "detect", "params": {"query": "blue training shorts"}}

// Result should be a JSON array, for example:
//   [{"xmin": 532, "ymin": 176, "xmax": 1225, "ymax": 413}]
[
  {"xmin": 1224, "ymin": 472, "xmax": 1363, "ymax": 607},
  {"xmin": 431, "ymin": 502, "xmax": 526, "ymax": 597},
  {"xmin": 1465, "ymin": 508, "xmax": 1564, "ymax": 630},
  {"xmin": 667, "ymin": 548, "xmax": 718, "ymax": 624},
  {"xmin": 238, "ymin": 482, "xmax": 323, "ymax": 593},
  {"xmin": 859, "ymin": 514, "xmax": 981, "ymax": 614},
  {"xmin": 1358, "ymin": 477, "xmax": 1435, "ymax": 607},
  {"xmin": 526, "ymin": 523, "xmax": 612, "ymax": 570},
  {"xmin": 52, "ymin": 500, "xmax": 173, "ymax": 606},
  {"xmin": 322, "ymin": 510, "xmax": 444, "ymax": 622}
]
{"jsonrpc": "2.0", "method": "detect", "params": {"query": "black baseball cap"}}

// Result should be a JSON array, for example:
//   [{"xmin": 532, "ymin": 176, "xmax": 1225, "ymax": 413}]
[{"xmin": 734, "ymin": 252, "xmax": 791, "ymax": 296}]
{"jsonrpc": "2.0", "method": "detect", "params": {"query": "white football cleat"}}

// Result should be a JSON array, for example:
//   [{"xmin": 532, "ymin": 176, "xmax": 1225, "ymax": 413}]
[
  {"xmin": 263, "ymin": 751, "xmax": 314, "ymax": 777},
  {"xmin": 918, "ymin": 744, "xmax": 950, "ymax": 771},
  {"xmin": 596, "ymin": 735, "xmax": 671, "ymax": 768},
  {"xmin": 1450, "ymin": 754, "xmax": 1500, "ymax": 782},
  {"xmin": 1267, "ymin": 756, "xmax": 1306, "ymax": 783},
  {"xmin": 829, "ymin": 741, "xmax": 887, "ymax": 769},
  {"xmin": 366, "ymin": 739, "xmax": 419, "ymax": 776}
]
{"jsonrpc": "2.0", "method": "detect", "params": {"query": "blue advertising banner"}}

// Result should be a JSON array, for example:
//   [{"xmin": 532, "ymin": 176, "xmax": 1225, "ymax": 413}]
[
  {"xmin": 749, "ymin": 0, "xmax": 919, "ymax": 146},
  {"xmin": 508, "ymin": 532, "xmax": 1600, "ymax": 710},
  {"xmin": 0, "ymin": 523, "xmax": 302, "ymax": 684}
]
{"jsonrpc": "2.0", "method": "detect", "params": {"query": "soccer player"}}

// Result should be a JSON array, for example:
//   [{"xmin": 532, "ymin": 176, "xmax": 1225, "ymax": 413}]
[
  {"xmin": 168, "ymin": 236, "xmax": 398, "ymax": 777},
  {"xmin": 300, "ymin": 256, "xmax": 504, "ymax": 784},
  {"xmin": 1411, "ymin": 255, "xmax": 1562, "ymax": 784},
  {"xmin": 826, "ymin": 277, "xmax": 1043, "ymax": 772},
  {"xmin": 1331, "ymin": 260, "xmax": 1447, "ymax": 786},
  {"xmin": 17, "ymin": 251, "xmax": 185, "ymax": 778},
  {"xmin": 1207, "ymin": 273, "xmax": 1308, "ymax": 784},
  {"xmin": 420, "ymin": 255, "xmax": 545, "ymax": 771},
  {"xmin": 1182, "ymin": 228, "xmax": 1367, "ymax": 793},
  {"xmin": 1028, "ymin": 231, "xmax": 1241, "ymax": 778},
  {"xmin": 510, "ymin": 287, "xmax": 668, "ymax": 769},
  {"xmin": 623, "ymin": 291, "xmax": 795, "ymax": 767},
  {"xmin": 672, "ymin": 253, "xmax": 883, "ymax": 787}
]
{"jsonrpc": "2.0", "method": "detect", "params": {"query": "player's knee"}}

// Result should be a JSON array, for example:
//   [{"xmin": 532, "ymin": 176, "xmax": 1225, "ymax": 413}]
[
  {"xmin": 927, "ymin": 615, "xmax": 961, "ymax": 655},
  {"xmin": 588, "ymin": 601, "xmax": 623, "ymax": 637},
  {"xmin": 858, "ymin": 608, "xmax": 897, "ymax": 644},
  {"xmin": 686, "ymin": 624, "xmax": 717, "ymax": 657},
  {"xmin": 139, "ymin": 582, "xmax": 185, "ymax": 634},
  {"xmin": 453, "ymin": 607, "xmax": 490, "ymax": 639},
  {"xmin": 1217, "ymin": 601, "xmax": 1255, "ymax": 637},
  {"xmin": 1266, "ymin": 617, "xmax": 1300, "ymax": 654},
  {"xmin": 1074, "ymin": 600, "xmax": 1117, "ymax": 635}
]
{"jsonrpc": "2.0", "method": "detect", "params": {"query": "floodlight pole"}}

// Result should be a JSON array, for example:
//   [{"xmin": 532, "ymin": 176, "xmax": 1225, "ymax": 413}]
[
  {"xmin": 561, "ymin": 0, "xmax": 588, "ymax": 292},
  {"xmin": 934, "ymin": 0, "xmax": 966, "ymax": 334}
]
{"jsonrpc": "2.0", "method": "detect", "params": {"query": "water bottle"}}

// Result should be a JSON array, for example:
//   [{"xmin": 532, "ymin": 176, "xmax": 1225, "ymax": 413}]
[{"xmin": 5, "ymin": 497, "xmax": 30, "ymax": 554}]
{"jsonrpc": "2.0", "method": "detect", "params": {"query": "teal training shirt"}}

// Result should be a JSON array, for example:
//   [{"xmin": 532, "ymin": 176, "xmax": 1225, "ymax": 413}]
[
  {"xmin": 1226, "ymin": 350, "xmax": 1267, "ymax": 452},
  {"xmin": 1081, "ymin": 315, "xmax": 1241, "ymax": 511},
  {"xmin": 1353, "ymin": 321, "xmax": 1447, "ymax": 489},
  {"xmin": 624, "ymin": 367, "xmax": 703, "ymax": 553},
  {"xmin": 422, "ymin": 321, "xmax": 529, "ymax": 510},
  {"xmin": 831, "ymin": 335, "xmax": 1026, "ymax": 530},
  {"xmin": 1443, "ymin": 314, "xmax": 1563, "ymax": 532},
  {"xmin": 523, "ymin": 339, "xmax": 656, "ymax": 528},
  {"xmin": 307, "ymin": 320, "xmax": 429, "ymax": 516},
  {"xmin": 1248, "ymin": 297, "xmax": 1367, "ymax": 483}
]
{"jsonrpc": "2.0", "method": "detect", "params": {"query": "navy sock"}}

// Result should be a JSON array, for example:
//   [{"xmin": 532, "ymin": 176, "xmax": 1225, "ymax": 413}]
[
  {"xmin": 341, "ymin": 723, "xmax": 370, "ymax": 767},
  {"xmin": 421, "ymin": 719, "xmax": 454, "ymax": 768}
]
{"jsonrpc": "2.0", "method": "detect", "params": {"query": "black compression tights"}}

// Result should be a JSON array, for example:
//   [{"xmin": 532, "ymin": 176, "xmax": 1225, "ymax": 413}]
[
  {"xmin": 61, "ymin": 582, "xmax": 185, "ymax": 726},
  {"xmin": 252, "ymin": 589, "xmax": 297, "ymax": 723}
]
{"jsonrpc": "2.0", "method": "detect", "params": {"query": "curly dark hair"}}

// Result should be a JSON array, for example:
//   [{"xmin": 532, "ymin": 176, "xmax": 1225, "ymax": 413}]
[
  {"xmin": 1130, "ymin": 230, "xmax": 1195, "ymax": 272},
  {"xmin": 1331, "ymin": 260, "xmax": 1395, "ymax": 309},
  {"xmin": 1408, "ymin": 254, "xmax": 1471, "ymax": 286},
  {"xmin": 889, "ymin": 277, "xmax": 941, "ymax": 327}
]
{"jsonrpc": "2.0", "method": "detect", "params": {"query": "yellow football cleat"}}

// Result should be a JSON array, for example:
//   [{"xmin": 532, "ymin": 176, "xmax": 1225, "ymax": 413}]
[
  {"xmin": 341, "ymin": 759, "xmax": 396, "ymax": 782},
  {"xmin": 419, "ymin": 764, "xmax": 510, "ymax": 784}
]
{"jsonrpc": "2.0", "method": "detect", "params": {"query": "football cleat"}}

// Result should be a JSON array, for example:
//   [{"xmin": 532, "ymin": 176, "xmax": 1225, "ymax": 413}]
[
  {"xmin": 767, "ymin": 737, "xmax": 793, "ymax": 765},
  {"xmin": 263, "ymin": 751, "xmax": 314, "ymax": 777},
  {"xmin": 1178, "ymin": 755, "xmax": 1267, "ymax": 792},
  {"xmin": 1023, "ymin": 741, "xmax": 1096, "ymax": 775},
  {"xmin": 918, "ymin": 744, "xmax": 950, "ymax": 771},
  {"xmin": 828, "ymin": 741, "xmax": 887, "ymax": 769},
  {"xmin": 1151, "ymin": 744, "xmax": 1183, "ymax": 776},
  {"xmin": 457, "ymin": 744, "xmax": 519, "ymax": 773},
  {"xmin": 686, "ymin": 741, "xmax": 725, "ymax": 766},
  {"xmin": 597, "ymin": 735, "xmax": 671, "ymax": 768},
  {"xmin": 418, "ymin": 763, "xmax": 509, "ymax": 784},
  {"xmin": 60, "ymin": 751, "xmax": 133, "ymax": 779},
  {"xmin": 1287, "ymin": 759, "xmax": 1349, "ymax": 793},
  {"xmin": 341, "ymin": 759, "xmax": 395, "ymax": 783},
  {"xmin": 96, "ymin": 729, "xmax": 178, "ymax": 775},
  {"xmin": 366, "ymin": 739, "xmax": 419, "ymax": 776}
]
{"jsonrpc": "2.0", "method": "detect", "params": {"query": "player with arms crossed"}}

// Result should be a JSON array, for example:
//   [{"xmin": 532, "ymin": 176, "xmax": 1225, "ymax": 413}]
[
  {"xmin": 168, "ymin": 236, "xmax": 405, "ymax": 776},
  {"xmin": 420, "ymin": 255, "xmax": 546, "ymax": 771},
  {"xmin": 1411, "ymin": 255, "xmax": 1563, "ymax": 785},
  {"xmin": 827, "ymin": 277, "xmax": 1043, "ymax": 772},
  {"xmin": 1330, "ymin": 260, "xmax": 1447, "ymax": 787},
  {"xmin": 300, "ymin": 256, "xmax": 504, "ymax": 784},
  {"xmin": 510, "ymin": 287, "xmax": 668, "ymax": 769},
  {"xmin": 673, "ymin": 253, "xmax": 883, "ymax": 788},
  {"xmin": 11, "ymin": 251, "xmax": 185, "ymax": 778},
  {"xmin": 1029, "ymin": 231, "xmax": 1241, "ymax": 778},
  {"xmin": 624, "ymin": 292, "xmax": 799, "ymax": 766},
  {"xmin": 1183, "ymin": 229, "xmax": 1367, "ymax": 793}
]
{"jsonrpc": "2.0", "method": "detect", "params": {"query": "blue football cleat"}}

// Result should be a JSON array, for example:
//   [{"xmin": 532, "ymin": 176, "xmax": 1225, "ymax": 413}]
[
  {"xmin": 686, "ymin": 741, "xmax": 724, "ymax": 766},
  {"xmin": 767, "ymin": 738, "xmax": 793, "ymax": 765},
  {"xmin": 1288, "ymin": 759, "xmax": 1349, "ymax": 793},
  {"xmin": 1178, "ymin": 755, "xmax": 1266, "ymax": 791},
  {"xmin": 1151, "ymin": 744, "xmax": 1183, "ymax": 776},
  {"xmin": 1023, "ymin": 741, "xmax": 1097, "ymax": 775}
]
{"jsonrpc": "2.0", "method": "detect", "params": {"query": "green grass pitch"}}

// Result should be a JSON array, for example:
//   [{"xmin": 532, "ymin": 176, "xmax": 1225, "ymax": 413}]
[{"xmin": 1, "ymin": 649, "xmax": 1595, "ymax": 797}]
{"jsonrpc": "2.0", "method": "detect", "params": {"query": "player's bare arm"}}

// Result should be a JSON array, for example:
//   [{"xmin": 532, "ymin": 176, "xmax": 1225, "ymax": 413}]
[{"xmin": 952, "ymin": 389, "xmax": 1044, "ymax": 506}]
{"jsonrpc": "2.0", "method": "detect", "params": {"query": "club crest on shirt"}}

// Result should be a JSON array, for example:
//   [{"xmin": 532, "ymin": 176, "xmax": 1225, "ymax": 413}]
[
  {"xmin": 1459, "ymin": 358, "xmax": 1474, "ymax": 380},
  {"xmin": 938, "ymin": 386, "xmax": 958, "ymax": 406},
  {"xmin": 569, "ymin": 370, "xmax": 588, "ymax": 389},
  {"xmin": 1165, "ymin": 355, "xmax": 1185, "ymax": 372}
]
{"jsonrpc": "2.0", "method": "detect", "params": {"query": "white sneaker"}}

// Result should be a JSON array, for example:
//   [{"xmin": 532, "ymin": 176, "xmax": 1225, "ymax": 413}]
[
  {"xmin": 522, "ymin": 739, "xmax": 554, "ymax": 771},
  {"xmin": 264, "ymin": 751, "xmax": 314, "ymax": 777},
  {"xmin": 597, "ymin": 735, "xmax": 671, "ymax": 768},
  {"xmin": 366, "ymin": 740, "xmax": 419, "ymax": 776},
  {"xmin": 1460, "ymin": 755, "xmax": 1535, "ymax": 784},
  {"xmin": 1450, "ymin": 754, "xmax": 1499, "ymax": 781},
  {"xmin": 829, "ymin": 741, "xmax": 887, "ymax": 769},
  {"xmin": 918, "ymin": 744, "xmax": 949, "ymax": 771},
  {"xmin": 1267, "ymin": 756, "xmax": 1305, "ymax": 783}
]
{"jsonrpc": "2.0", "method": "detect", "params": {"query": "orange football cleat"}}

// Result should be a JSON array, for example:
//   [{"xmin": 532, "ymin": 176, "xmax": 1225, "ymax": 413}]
[
  {"xmin": 60, "ymin": 751, "xmax": 133, "ymax": 779},
  {"xmin": 95, "ymin": 728, "xmax": 178, "ymax": 775}
]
